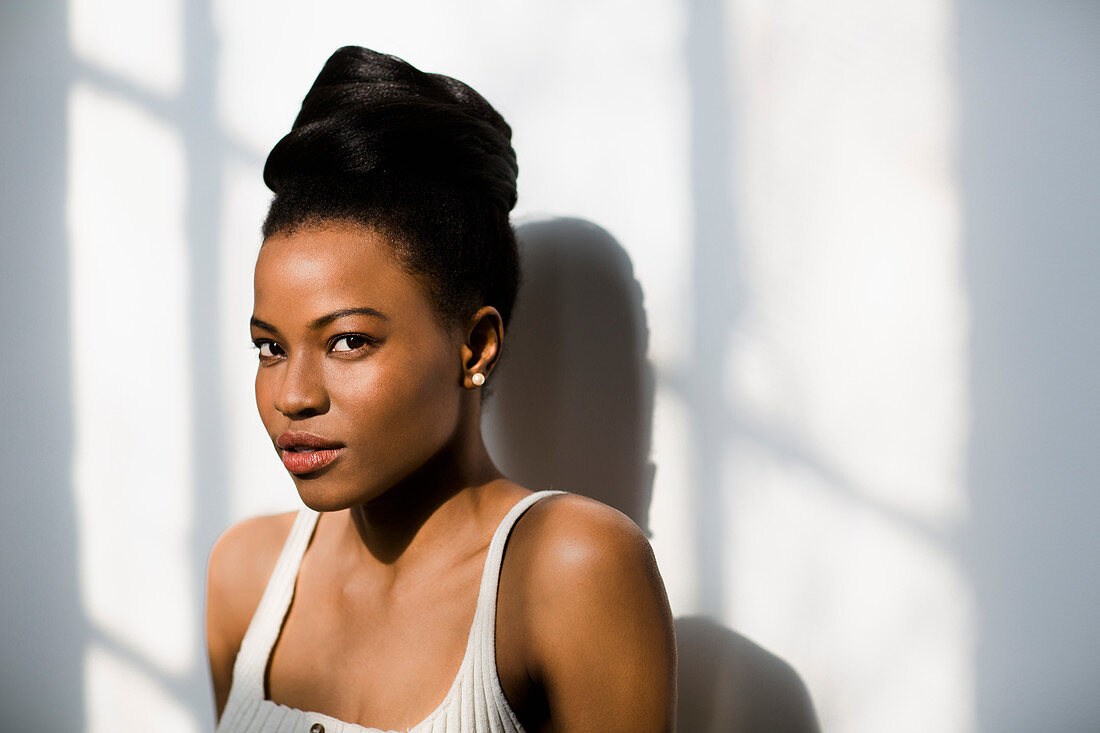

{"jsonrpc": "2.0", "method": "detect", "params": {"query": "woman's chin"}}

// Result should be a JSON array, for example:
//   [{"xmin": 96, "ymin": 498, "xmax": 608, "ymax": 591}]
[
  {"xmin": 292, "ymin": 478, "xmax": 388, "ymax": 513},
  {"xmin": 291, "ymin": 479, "xmax": 349, "ymax": 513}
]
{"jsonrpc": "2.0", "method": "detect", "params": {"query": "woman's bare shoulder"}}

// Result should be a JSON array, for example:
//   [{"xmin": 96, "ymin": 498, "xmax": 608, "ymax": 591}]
[
  {"xmin": 506, "ymin": 493, "xmax": 676, "ymax": 729},
  {"xmin": 206, "ymin": 512, "xmax": 298, "ymax": 627},
  {"xmin": 206, "ymin": 511, "xmax": 299, "ymax": 717},
  {"xmin": 508, "ymin": 493, "xmax": 667, "ymax": 618},
  {"xmin": 512, "ymin": 493, "xmax": 655, "ymax": 573},
  {"xmin": 206, "ymin": 513, "xmax": 297, "ymax": 658}
]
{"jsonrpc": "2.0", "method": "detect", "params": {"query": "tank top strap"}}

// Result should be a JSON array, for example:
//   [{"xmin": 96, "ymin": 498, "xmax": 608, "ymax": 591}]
[
  {"xmin": 227, "ymin": 507, "xmax": 321, "ymax": 704},
  {"xmin": 468, "ymin": 491, "xmax": 565, "ymax": 661}
]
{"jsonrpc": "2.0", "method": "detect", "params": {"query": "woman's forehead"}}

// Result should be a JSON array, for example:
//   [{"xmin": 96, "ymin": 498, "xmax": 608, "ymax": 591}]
[{"xmin": 253, "ymin": 224, "xmax": 431, "ymax": 321}]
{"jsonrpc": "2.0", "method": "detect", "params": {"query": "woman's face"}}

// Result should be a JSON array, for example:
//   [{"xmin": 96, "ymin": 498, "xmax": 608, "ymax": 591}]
[{"xmin": 250, "ymin": 222, "xmax": 465, "ymax": 511}]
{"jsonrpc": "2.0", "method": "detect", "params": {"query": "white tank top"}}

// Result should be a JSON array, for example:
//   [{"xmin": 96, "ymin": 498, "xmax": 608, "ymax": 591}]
[{"xmin": 216, "ymin": 490, "xmax": 563, "ymax": 733}]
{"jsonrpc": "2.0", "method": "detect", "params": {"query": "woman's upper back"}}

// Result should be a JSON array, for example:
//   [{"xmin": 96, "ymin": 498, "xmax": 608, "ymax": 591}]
[{"xmin": 206, "ymin": 489, "xmax": 676, "ymax": 732}]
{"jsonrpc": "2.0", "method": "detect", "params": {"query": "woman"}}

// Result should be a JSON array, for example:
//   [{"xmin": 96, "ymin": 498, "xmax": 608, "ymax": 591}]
[{"xmin": 205, "ymin": 46, "xmax": 676, "ymax": 733}]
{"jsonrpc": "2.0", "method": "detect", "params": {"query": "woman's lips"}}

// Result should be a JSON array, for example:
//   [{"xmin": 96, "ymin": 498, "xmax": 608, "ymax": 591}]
[
  {"xmin": 276, "ymin": 431, "xmax": 344, "ymax": 475},
  {"xmin": 281, "ymin": 448, "xmax": 343, "ymax": 474}
]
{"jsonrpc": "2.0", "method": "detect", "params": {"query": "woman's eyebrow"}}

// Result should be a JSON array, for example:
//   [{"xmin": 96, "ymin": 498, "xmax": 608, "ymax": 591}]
[
  {"xmin": 249, "ymin": 316, "xmax": 279, "ymax": 333},
  {"xmin": 308, "ymin": 307, "xmax": 390, "ymax": 329},
  {"xmin": 249, "ymin": 307, "xmax": 390, "ymax": 334}
]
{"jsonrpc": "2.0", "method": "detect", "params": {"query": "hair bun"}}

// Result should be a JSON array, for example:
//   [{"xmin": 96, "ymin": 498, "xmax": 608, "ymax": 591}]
[{"xmin": 263, "ymin": 46, "xmax": 518, "ymax": 213}]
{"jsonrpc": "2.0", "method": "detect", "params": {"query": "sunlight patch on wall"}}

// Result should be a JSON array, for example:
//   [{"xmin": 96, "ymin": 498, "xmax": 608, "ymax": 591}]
[
  {"xmin": 68, "ymin": 81, "xmax": 196, "ymax": 714},
  {"xmin": 722, "ymin": 0, "xmax": 971, "ymax": 730},
  {"xmin": 218, "ymin": 157, "xmax": 299, "ymax": 520},
  {"xmin": 69, "ymin": 0, "xmax": 182, "ymax": 95},
  {"xmin": 85, "ymin": 642, "xmax": 198, "ymax": 733},
  {"xmin": 213, "ymin": 0, "xmax": 379, "ymax": 155},
  {"xmin": 506, "ymin": 1, "xmax": 692, "ymax": 378},
  {"xmin": 725, "ymin": 446, "xmax": 973, "ymax": 731},
  {"xmin": 649, "ymin": 390, "xmax": 700, "ymax": 613}
]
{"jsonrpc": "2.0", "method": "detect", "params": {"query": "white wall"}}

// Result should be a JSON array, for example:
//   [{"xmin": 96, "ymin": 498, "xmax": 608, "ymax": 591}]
[{"xmin": 1, "ymin": 1, "xmax": 1097, "ymax": 731}]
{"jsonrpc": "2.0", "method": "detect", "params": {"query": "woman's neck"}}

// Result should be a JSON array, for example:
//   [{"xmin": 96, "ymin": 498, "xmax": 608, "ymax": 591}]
[{"xmin": 345, "ymin": 433, "xmax": 506, "ymax": 569}]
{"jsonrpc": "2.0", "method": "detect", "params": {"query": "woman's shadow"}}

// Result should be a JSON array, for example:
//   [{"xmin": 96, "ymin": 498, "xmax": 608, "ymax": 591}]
[{"xmin": 483, "ymin": 217, "xmax": 819, "ymax": 732}]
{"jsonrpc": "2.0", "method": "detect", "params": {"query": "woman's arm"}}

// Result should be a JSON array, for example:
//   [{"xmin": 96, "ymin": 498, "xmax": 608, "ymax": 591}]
[
  {"xmin": 205, "ymin": 513, "xmax": 295, "ymax": 720},
  {"xmin": 512, "ymin": 495, "xmax": 677, "ymax": 732}
]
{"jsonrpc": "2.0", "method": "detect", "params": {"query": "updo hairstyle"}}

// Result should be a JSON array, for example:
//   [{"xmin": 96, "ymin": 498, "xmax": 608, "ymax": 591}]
[{"xmin": 262, "ymin": 46, "xmax": 520, "ymax": 328}]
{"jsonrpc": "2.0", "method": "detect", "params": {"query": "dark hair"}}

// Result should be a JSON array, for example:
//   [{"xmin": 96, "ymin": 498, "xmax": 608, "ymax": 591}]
[{"xmin": 262, "ymin": 46, "xmax": 520, "ymax": 327}]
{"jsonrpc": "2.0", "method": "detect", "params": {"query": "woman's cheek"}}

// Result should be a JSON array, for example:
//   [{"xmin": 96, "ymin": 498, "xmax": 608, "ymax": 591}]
[
  {"xmin": 254, "ymin": 371, "xmax": 282, "ymax": 434},
  {"xmin": 327, "ymin": 360, "xmax": 381, "ymax": 412}
]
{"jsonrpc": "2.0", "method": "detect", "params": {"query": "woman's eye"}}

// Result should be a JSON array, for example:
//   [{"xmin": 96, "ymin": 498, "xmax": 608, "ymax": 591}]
[
  {"xmin": 332, "ymin": 334, "xmax": 372, "ymax": 353},
  {"xmin": 253, "ymin": 340, "xmax": 284, "ymax": 358}
]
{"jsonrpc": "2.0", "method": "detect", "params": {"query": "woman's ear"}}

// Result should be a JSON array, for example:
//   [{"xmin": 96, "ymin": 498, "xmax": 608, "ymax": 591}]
[{"xmin": 461, "ymin": 306, "xmax": 503, "ymax": 389}]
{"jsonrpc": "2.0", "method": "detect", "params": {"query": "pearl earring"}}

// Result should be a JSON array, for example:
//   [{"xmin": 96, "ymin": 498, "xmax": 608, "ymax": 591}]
[{"xmin": 471, "ymin": 372, "xmax": 486, "ymax": 387}]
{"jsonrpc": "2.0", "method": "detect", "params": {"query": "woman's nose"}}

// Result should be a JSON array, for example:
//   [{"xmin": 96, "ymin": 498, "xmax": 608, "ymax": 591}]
[{"xmin": 274, "ymin": 353, "xmax": 330, "ymax": 418}]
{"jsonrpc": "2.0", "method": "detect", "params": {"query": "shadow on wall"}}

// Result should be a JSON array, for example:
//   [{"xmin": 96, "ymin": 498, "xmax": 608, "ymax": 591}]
[
  {"xmin": 484, "ymin": 217, "xmax": 655, "ymax": 531},
  {"xmin": 484, "ymin": 217, "xmax": 819, "ymax": 732},
  {"xmin": 0, "ymin": 1, "xmax": 84, "ymax": 730},
  {"xmin": 676, "ymin": 617, "xmax": 819, "ymax": 733},
  {"xmin": 959, "ymin": 2, "xmax": 1100, "ymax": 730}
]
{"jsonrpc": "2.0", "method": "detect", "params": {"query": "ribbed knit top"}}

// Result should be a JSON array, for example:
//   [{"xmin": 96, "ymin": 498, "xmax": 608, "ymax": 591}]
[{"xmin": 216, "ymin": 490, "xmax": 563, "ymax": 733}]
